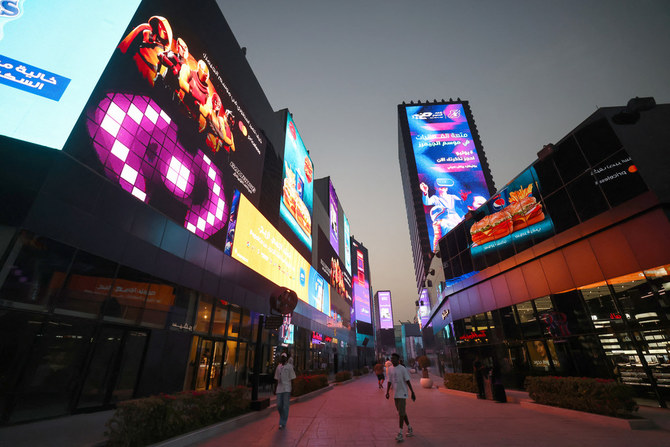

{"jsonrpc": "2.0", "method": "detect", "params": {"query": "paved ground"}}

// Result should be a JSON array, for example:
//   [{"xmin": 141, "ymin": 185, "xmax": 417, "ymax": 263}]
[
  {"xmin": 189, "ymin": 373, "xmax": 670, "ymax": 447},
  {"xmin": 1, "ymin": 372, "xmax": 669, "ymax": 446}
]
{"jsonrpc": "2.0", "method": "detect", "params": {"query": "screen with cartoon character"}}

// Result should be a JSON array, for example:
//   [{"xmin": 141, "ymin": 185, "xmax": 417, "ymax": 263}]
[
  {"xmin": 0, "ymin": 0, "xmax": 141, "ymax": 149},
  {"xmin": 280, "ymin": 113, "xmax": 314, "ymax": 250},
  {"xmin": 469, "ymin": 167, "xmax": 555, "ymax": 264},
  {"xmin": 62, "ymin": 0, "xmax": 267, "ymax": 249},
  {"xmin": 404, "ymin": 103, "xmax": 491, "ymax": 252}
]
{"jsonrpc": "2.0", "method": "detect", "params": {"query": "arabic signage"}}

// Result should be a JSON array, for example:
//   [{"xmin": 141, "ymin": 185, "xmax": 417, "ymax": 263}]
[
  {"xmin": 470, "ymin": 167, "xmax": 555, "ymax": 263},
  {"xmin": 0, "ymin": 0, "xmax": 141, "ymax": 149},
  {"xmin": 280, "ymin": 113, "xmax": 314, "ymax": 250},
  {"xmin": 378, "ymin": 290, "xmax": 394, "ymax": 329},
  {"xmin": 404, "ymin": 103, "xmax": 491, "ymax": 251}
]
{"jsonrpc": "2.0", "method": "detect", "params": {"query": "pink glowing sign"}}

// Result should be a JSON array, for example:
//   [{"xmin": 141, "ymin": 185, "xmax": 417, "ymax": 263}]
[{"xmin": 86, "ymin": 93, "xmax": 228, "ymax": 239}]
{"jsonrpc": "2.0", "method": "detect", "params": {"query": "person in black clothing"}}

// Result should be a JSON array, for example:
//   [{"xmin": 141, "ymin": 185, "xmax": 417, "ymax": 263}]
[{"xmin": 473, "ymin": 357, "xmax": 486, "ymax": 399}]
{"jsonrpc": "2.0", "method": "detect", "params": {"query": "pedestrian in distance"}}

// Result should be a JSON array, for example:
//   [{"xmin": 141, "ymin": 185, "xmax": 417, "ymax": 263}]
[
  {"xmin": 374, "ymin": 362, "xmax": 385, "ymax": 389},
  {"xmin": 273, "ymin": 352, "xmax": 296, "ymax": 429},
  {"xmin": 385, "ymin": 357, "xmax": 392, "ymax": 378},
  {"xmin": 386, "ymin": 353, "xmax": 416, "ymax": 442},
  {"xmin": 473, "ymin": 356, "xmax": 486, "ymax": 399}
]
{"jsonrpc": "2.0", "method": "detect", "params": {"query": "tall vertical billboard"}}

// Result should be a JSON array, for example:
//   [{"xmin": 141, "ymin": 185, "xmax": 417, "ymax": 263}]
[
  {"xmin": 342, "ymin": 213, "xmax": 351, "ymax": 274},
  {"xmin": 378, "ymin": 290, "xmax": 394, "ymax": 329},
  {"xmin": 417, "ymin": 288, "xmax": 430, "ymax": 329},
  {"xmin": 0, "ymin": 1, "xmax": 142, "ymax": 149},
  {"xmin": 328, "ymin": 181, "xmax": 339, "ymax": 255},
  {"xmin": 403, "ymin": 103, "xmax": 493, "ymax": 252},
  {"xmin": 280, "ymin": 113, "xmax": 314, "ymax": 250},
  {"xmin": 351, "ymin": 239, "xmax": 372, "ymax": 323},
  {"xmin": 62, "ymin": 0, "xmax": 267, "ymax": 246}
]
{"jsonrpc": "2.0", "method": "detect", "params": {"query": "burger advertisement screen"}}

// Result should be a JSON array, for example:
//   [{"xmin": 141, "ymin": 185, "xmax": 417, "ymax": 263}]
[
  {"xmin": 342, "ymin": 213, "xmax": 351, "ymax": 274},
  {"xmin": 404, "ymin": 103, "xmax": 491, "ymax": 252},
  {"xmin": 317, "ymin": 229, "xmax": 351, "ymax": 302},
  {"xmin": 328, "ymin": 181, "xmax": 339, "ymax": 255},
  {"xmin": 62, "ymin": 0, "xmax": 267, "ymax": 247},
  {"xmin": 470, "ymin": 167, "xmax": 554, "ymax": 262},
  {"xmin": 378, "ymin": 290, "xmax": 394, "ymax": 329},
  {"xmin": 280, "ymin": 113, "xmax": 314, "ymax": 250},
  {"xmin": 0, "ymin": 0, "xmax": 141, "ymax": 149}
]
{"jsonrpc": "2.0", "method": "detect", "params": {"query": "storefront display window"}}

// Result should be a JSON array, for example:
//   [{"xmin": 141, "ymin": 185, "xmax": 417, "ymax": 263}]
[
  {"xmin": 210, "ymin": 300, "xmax": 228, "ymax": 335},
  {"xmin": 227, "ymin": 306, "xmax": 241, "ymax": 338},
  {"xmin": 195, "ymin": 294, "xmax": 214, "ymax": 333},
  {"xmin": 516, "ymin": 301, "xmax": 541, "ymax": 338},
  {"xmin": 0, "ymin": 232, "xmax": 75, "ymax": 311},
  {"xmin": 580, "ymin": 281, "xmax": 625, "ymax": 331},
  {"xmin": 609, "ymin": 272, "xmax": 666, "ymax": 329}
]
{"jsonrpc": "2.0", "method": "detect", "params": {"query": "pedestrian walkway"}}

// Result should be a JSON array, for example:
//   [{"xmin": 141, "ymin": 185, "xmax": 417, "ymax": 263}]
[
  {"xmin": 184, "ymin": 373, "xmax": 670, "ymax": 447},
  {"xmin": 1, "ymin": 372, "xmax": 669, "ymax": 446}
]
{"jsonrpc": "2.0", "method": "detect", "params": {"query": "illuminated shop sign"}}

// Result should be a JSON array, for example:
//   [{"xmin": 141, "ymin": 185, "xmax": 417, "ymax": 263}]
[
  {"xmin": 458, "ymin": 330, "xmax": 487, "ymax": 341},
  {"xmin": 404, "ymin": 103, "xmax": 491, "ymax": 252},
  {"xmin": 0, "ymin": 0, "xmax": 141, "ymax": 149},
  {"xmin": 343, "ymin": 213, "xmax": 351, "ymax": 274},
  {"xmin": 280, "ymin": 114, "xmax": 314, "ymax": 250},
  {"xmin": 65, "ymin": 0, "xmax": 267, "ymax": 246},
  {"xmin": 378, "ymin": 290, "xmax": 394, "ymax": 329},
  {"xmin": 329, "ymin": 181, "xmax": 339, "ymax": 255},
  {"xmin": 470, "ymin": 167, "xmax": 554, "ymax": 262}
]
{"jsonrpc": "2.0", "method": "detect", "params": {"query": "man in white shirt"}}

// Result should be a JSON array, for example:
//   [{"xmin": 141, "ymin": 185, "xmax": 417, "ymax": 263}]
[
  {"xmin": 274, "ymin": 352, "xmax": 296, "ymax": 429},
  {"xmin": 386, "ymin": 353, "xmax": 416, "ymax": 442}
]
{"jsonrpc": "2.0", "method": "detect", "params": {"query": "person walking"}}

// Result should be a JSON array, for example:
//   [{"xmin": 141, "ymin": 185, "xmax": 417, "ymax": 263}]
[
  {"xmin": 273, "ymin": 352, "xmax": 296, "ymax": 429},
  {"xmin": 374, "ymin": 362, "xmax": 385, "ymax": 389},
  {"xmin": 386, "ymin": 353, "xmax": 416, "ymax": 442}
]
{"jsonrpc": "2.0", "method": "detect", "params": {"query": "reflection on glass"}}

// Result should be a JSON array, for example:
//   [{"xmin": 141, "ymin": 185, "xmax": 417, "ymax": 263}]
[
  {"xmin": 195, "ymin": 340, "xmax": 212, "ymax": 390},
  {"xmin": 195, "ymin": 295, "xmax": 213, "ymax": 333}
]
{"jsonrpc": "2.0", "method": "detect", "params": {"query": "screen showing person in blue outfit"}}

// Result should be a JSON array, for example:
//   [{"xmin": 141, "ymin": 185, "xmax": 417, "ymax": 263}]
[{"xmin": 420, "ymin": 177, "xmax": 464, "ymax": 251}]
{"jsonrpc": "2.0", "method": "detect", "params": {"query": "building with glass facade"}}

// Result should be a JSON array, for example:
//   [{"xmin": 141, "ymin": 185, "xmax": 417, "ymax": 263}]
[
  {"xmin": 0, "ymin": 0, "xmax": 370, "ymax": 424},
  {"xmin": 420, "ymin": 99, "xmax": 670, "ymax": 407}
]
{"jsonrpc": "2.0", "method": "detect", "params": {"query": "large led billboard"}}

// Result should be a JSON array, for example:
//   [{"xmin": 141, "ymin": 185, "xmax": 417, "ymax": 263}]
[
  {"xmin": 404, "ymin": 103, "xmax": 491, "ymax": 252},
  {"xmin": 62, "ymin": 0, "xmax": 267, "ymax": 246},
  {"xmin": 0, "ymin": 0, "xmax": 141, "ymax": 149},
  {"xmin": 342, "ymin": 213, "xmax": 351, "ymax": 274},
  {"xmin": 469, "ymin": 167, "xmax": 554, "ymax": 264},
  {"xmin": 351, "ymin": 240, "xmax": 372, "ymax": 323},
  {"xmin": 329, "ymin": 181, "xmax": 339, "ymax": 255},
  {"xmin": 225, "ymin": 192, "xmax": 330, "ymax": 315},
  {"xmin": 418, "ymin": 288, "xmax": 430, "ymax": 329},
  {"xmin": 280, "ymin": 113, "xmax": 314, "ymax": 250},
  {"xmin": 317, "ymin": 229, "xmax": 351, "ymax": 302},
  {"xmin": 378, "ymin": 290, "xmax": 394, "ymax": 329}
]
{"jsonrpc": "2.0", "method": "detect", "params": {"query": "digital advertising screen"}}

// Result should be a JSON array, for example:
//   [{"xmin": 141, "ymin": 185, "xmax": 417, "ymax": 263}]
[
  {"xmin": 279, "ymin": 315, "xmax": 294, "ymax": 345},
  {"xmin": 404, "ymin": 103, "xmax": 491, "ymax": 252},
  {"xmin": 469, "ymin": 167, "xmax": 554, "ymax": 263},
  {"xmin": 317, "ymin": 229, "xmax": 352, "ymax": 302},
  {"xmin": 342, "ymin": 213, "xmax": 351, "ymax": 275},
  {"xmin": 418, "ymin": 288, "xmax": 430, "ymax": 329},
  {"xmin": 378, "ymin": 290, "xmax": 394, "ymax": 329},
  {"xmin": 280, "ymin": 113, "xmax": 314, "ymax": 250},
  {"xmin": 328, "ymin": 181, "xmax": 339, "ymax": 255},
  {"xmin": 0, "ymin": 0, "xmax": 141, "ymax": 149},
  {"xmin": 61, "ymin": 0, "xmax": 267, "ymax": 247},
  {"xmin": 353, "ymin": 278, "xmax": 371, "ymax": 324},
  {"xmin": 227, "ymin": 192, "xmax": 311, "ymax": 305},
  {"xmin": 308, "ymin": 266, "xmax": 330, "ymax": 315}
]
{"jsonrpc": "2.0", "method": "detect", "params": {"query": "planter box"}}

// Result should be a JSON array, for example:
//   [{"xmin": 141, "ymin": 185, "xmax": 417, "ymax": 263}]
[
  {"xmin": 438, "ymin": 388, "xmax": 478, "ymax": 399},
  {"xmin": 519, "ymin": 400, "xmax": 656, "ymax": 430}
]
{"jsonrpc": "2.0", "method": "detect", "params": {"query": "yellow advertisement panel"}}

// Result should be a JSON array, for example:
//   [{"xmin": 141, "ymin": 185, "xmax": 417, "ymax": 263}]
[{"xmin": 231, "ymin": 194, "xmax": 310, "ymax": 303}]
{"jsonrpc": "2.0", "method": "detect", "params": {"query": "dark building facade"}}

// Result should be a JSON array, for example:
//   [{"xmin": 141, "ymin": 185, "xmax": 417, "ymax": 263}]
[
  {"xmin": 0, "ymin": 0, "xmax": 369, "ymax": 424},
  {"xmin": 423, "ymin": 99, "xmax": 670, "ymax": 407}
]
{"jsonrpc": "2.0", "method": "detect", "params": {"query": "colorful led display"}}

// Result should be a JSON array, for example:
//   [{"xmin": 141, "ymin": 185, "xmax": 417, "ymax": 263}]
[
  {"xmin": 280, "ymin": 114, "xmax": 314, "ymax": 250},
  {"xmin": 0, "ymin": 0, "xmax": 141, "ymax": 149},
  {"xmin": 329, "ymin": 181, "xmax": 339, "ymax": 255},
  {"xmin": 63, "ymin": 0, "xmax": 267, "ymax": 246},
  {"xmin": 353, "ymin": 279, "xmax": 371, "ymax": 324},
  {"xmin": 228, "ymin": 192, "xmax": 310, "ymax": 305},
  {"xmin": 404, "ymin": 103, "xmax": 491, "ymax": 252},
  {"xmin": 317, "ymin": 229, "xmax": 351, "ymax": 302},
  {"xmin": 308, "ymin": 266, "xmax": 330, "ymax": 315},
  {"xmin": 470, "ymin": 167, "xmax": 554, "ymax": 262},
  {"xmin": 378, "ymin": 290, "xmax": 394, "ymax": 329},
  {"xmin": 343, "ymin": 213, "xmax": 351, "ymax": 275},
  {"xmin": 418, "ymin": 288, "xmax": 430, "ymax": 329}
]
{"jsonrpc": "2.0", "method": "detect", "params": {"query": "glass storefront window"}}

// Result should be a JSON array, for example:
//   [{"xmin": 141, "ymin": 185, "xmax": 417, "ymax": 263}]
[
  {"xmin": 610, "ymin": 272, "xmax": 665, "ymax": 329},
  {"xmin": 222, "ymin": 340, "xmax": 237, "ymax": 387},
  {"xmin": 553, "ymin": 290, "xmax": 592, "ymax": 336},
  {"xmin": 0, "ymin": 232, "xmax": 75, "ymax": 311},
  {"xmin": 195, "ymin": 294, "xmax": 213, "ymax": 333},
  {"xmin": 211, "ymin": 302, "xmax": 229, "ymax": 336},
  {"xmin": 227, "ymin": 306, "xmax": 241, "ymax": 338},
  {"xmin": 239, "ymin": 309, "xmax": 252, "ymax": 340},
  {"xmin": 580, "ymin": 281, "xmax": 625, "ymax": 331},
  {"xmin": 516, "ymin": 301, "xmax": 541, "ymax": 338},
  {"xmin": 55, "ymin": 250, "xmax": 119, "ymax": 319}
]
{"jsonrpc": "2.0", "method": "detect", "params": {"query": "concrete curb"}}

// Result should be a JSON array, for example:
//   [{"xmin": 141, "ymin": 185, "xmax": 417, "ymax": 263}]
[
  {"xmin": 519, "ymin": 400, "xmax": 657, "ymax": 430},
  {"xmin": 149, "ymin": 385, "xmax": 334, "ymax": 447}
]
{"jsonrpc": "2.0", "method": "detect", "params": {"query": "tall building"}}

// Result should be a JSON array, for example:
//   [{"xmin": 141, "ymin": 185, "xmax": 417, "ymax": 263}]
[
  {"xmin": 422, "ymin": 98, "xmax": 670, "ymax": 408},
  {"xmin": 0, "ymin": 0, "xmax": 369, "ymax": 424},
  {"xmin": 398, "ymin": 101, "xmax": 496, "ymax": 292}
]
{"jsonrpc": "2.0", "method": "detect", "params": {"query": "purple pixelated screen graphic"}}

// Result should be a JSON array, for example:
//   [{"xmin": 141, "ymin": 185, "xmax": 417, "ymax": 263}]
[{"xmin": 86, "ymin": 92, "xmax": 228, "ymax": 239}]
